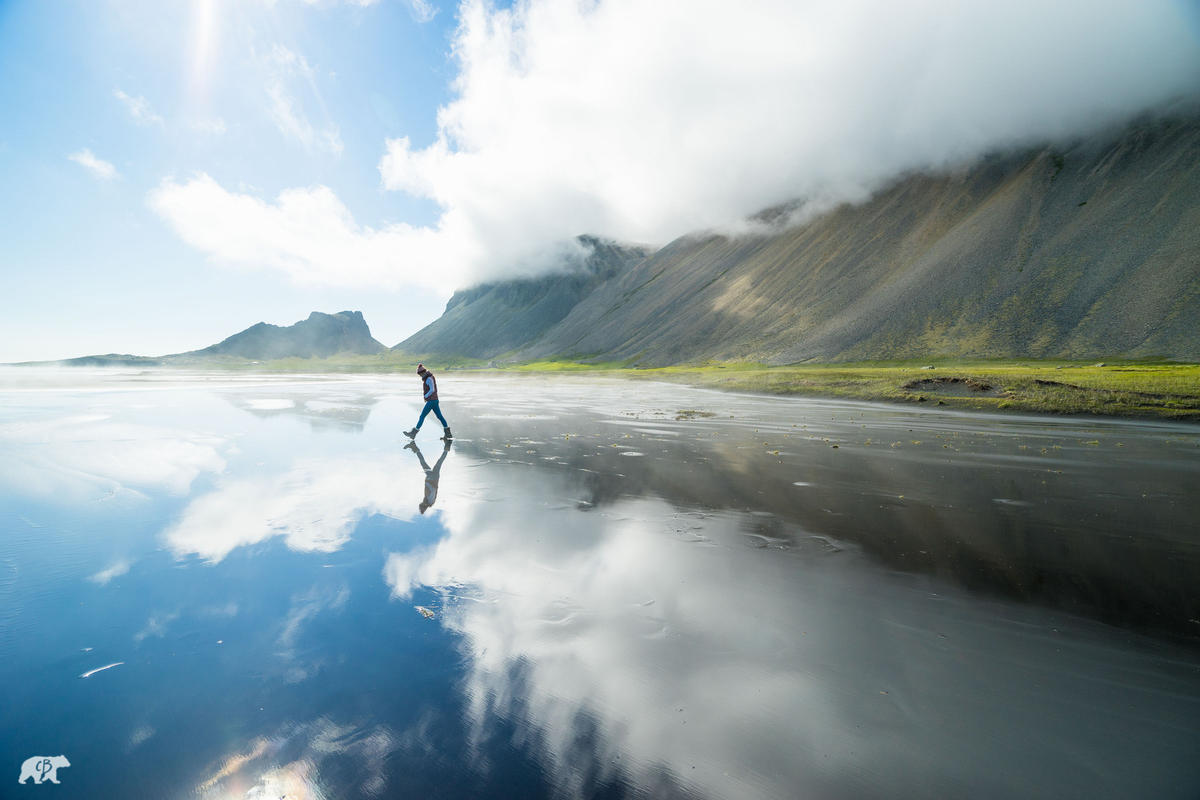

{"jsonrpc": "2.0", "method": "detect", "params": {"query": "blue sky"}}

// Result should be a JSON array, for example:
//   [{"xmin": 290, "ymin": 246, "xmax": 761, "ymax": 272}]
[
  {"xmin": 1, "ymin": 0, "xmax": 1197, "ymax": 362},
  {"xmin": 1, "ymin": 0, "xmax": 459, "ymax": 360}
]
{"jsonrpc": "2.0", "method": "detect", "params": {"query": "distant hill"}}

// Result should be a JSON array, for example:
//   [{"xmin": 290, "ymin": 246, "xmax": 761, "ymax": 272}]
[
  {"xmin": 185, "ymin": 310, "xmax": 385, "ymax": 360},
  {"xmin": 36, "ymin": 311, "xmax": 384, "ymax": 366},
  {"xmin": 54, "ymin": 354, "xmax": 163, "ymax": 367},
  {"xmin": 395, "ymin": 237, "xmax": 651, "ymax": 359},
  {"xmin": 403, "ymin": 112, "xmax": 1200, "ymax": 365}
]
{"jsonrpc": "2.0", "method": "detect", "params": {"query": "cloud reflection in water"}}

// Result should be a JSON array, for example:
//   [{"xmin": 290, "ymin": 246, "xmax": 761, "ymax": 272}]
[
  {"xmin": 0, "ymin": 414, "xmax": 225, "ymax": 500},
  {"xmin": 193, "ymin": 719, "xmax": 398, "ymax": 800},
  {"xmin": 165, "ymin": 454, "xmax": 421, "ymax": 563},
  {"xmin": 382, "ymin": 453, "xmax": 1200, "ymax": 800},
  {"xmin": 384, "ymin": 466, "xmax": 842, "ymax": 799},
  {"xmin": 17, "ymin": 374, "xmax": 1190, "ymax": 799}
]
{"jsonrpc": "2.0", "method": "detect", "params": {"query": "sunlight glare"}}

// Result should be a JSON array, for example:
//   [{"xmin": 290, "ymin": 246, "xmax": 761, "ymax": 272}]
[{"xmin": 189, "ymin": 0, "xmax": 218, "ymax": 98}]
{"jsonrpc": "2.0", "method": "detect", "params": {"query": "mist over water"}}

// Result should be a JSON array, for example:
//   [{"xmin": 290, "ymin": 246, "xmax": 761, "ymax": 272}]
[{"xmin": 1, "ymin": 370, "xmax": 1198, "ymax": 798}]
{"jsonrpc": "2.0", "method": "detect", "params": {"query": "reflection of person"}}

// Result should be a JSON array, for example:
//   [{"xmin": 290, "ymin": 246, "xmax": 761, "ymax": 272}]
[
  {"xmin": 406, "ymin": 439, "xmax": 450, "ymax": 514},
  {"xmin": 404, "ymin": 363, "xmax": 452, "ymax": 440}
]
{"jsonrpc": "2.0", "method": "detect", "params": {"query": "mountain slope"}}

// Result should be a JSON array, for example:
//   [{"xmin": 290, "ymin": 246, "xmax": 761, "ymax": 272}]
[
  {"xmin": 377, "ymin": 113, "xmax": 1200, "ymax": 366},
  {"xmin": 395, "ymin": 237, "xmax": 650, "ymax": 359},
  {"xmin": 514, "ymin": 113, "xmax": 1200, "ymax": 364},
  {"xmin": 186, "ymin": 311, "xmax": 385, "ymax": 360}
]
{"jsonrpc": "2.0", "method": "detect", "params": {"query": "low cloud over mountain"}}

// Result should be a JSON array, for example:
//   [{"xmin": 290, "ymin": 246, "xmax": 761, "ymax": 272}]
[{"xmin": 153, "ymin": 0, "xmax": 1200, "ymax": 292}]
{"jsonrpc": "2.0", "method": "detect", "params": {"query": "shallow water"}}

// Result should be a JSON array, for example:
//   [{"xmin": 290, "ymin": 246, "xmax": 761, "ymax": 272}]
[{"xmin": 1, "ymin": 369, "xmax": 1198, "ymax": 799}]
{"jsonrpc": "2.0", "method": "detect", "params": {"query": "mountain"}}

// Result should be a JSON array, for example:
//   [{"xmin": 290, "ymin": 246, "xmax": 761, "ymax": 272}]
[
  {"xmin": 395, "ymin": 237, "xmax": 651, "ymax": 359},
  {"xmin": 404, "ymin": 112, "xmax": 1200, "ymax": 365},
  {"xmin": 39, "ymin": 311, "xmax": 384, "ymax": 366},
  {"xmin": 185, "ymin": 310, "xmax": 385, "ymax": 360},
  {"xmin": 53, "ymin": 354, "xmax": 163, "ymax": 367}
]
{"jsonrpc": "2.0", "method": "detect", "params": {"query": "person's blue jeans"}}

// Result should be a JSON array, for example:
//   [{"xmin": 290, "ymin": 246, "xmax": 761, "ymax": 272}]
[{"xmin": 417, "ymin": 399, "xmax": 449, "ymax": 429}]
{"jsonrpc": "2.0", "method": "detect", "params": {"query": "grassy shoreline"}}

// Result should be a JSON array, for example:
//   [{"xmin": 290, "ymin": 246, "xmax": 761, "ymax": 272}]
[
  {"xmin": 620, "ymin": 361, "xmax": 1200, "ymax": 420},
  {"xmin": 46, "ymin": 355, "xmax": 1200, "ymax": 421}
]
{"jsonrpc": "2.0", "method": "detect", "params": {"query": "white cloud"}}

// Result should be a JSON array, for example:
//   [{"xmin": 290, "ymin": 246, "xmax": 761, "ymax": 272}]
[
  {"xmin": 296, "ymin": 0, "xmax": 379, "ymax": 6},
  {"xmin": 68, "ymin": 148, "xmax": 118, "ymax": 180},
  {"xmin": 114, "ymin": 89, "xmax": 165, "ymax": 126},
  {"xmin": 149, "ymin": 173, "xmax": 474, "ymax": 289},
  {"xmin": 159, "ymin": 0, "xmax": 1200, "ymax": 292},
  {"xmin": 403, "ymin": 0, "xmax": 436, "ymax": 23},
  {"xmin": 263, "ymin": 44, "xmax": 343, "ymax": 156},
  {"xmin": 380, "ymin": 0, "xmax": 1200, "ymax": 267},
  {"xmin": 191, "ymin": 117, "xmax": 228, "ymax": 136}
]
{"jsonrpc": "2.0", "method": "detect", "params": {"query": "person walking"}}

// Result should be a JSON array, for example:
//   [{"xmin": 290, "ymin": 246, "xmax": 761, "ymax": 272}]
[{"xmin": 404, "ymin": 363, "xmax": 452, "ymax": 440}]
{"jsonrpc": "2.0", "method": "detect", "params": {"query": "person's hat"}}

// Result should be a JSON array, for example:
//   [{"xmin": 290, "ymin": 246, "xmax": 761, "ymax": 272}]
[{"xmin": 416, "ymin": 363, "xmax": 425, "ymax": 374}]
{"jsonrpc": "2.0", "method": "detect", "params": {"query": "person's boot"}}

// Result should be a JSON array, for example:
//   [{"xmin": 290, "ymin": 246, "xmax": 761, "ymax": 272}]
[
  {"xmin": 443, "ymin": 427, "xmax": 453, "ymax": 440},
  {"xmin": 403, "ymin": 427, "xmax": 418, "ymax": 438}
]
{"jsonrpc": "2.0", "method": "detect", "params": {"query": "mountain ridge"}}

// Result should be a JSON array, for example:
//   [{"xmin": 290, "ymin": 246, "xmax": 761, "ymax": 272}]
[
  {"xmin": 188, "ymin": 310, "xmax": 385, "ymax": 360},
  {"xmin": 23, "ymin": 310, "xmax": 385, "ymax": 366},
  {"xmin": 403, "ymin": 111, "xmax": 1200, "ymax": 365},
  {"xmin": 394, "ymin": 236, "xmax": 651, "ymax": 359}
]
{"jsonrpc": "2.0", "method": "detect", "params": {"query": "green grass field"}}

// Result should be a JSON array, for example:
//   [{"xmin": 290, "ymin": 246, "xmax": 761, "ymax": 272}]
[
  {"xmin": 499, "ymin": 359, "xmax": 1200, "ymax": 420},
  {"xmin": 624, "ymin": 361, "xmax": 1200, "ymax": 419}
]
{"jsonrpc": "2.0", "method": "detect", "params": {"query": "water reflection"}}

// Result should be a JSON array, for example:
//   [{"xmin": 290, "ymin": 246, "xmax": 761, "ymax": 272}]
[
  {"xmin": 164, "ymin": 453, "xmax": 417, "ymax": 563},
  {"xmin": 0, "ymin": 411, "xmax": 225, "ymax": 500},
  {"xmin": 228, "ymin": 390, "xmax": 380, "ymax": 432},
  {"xmin": 2, "ymin": 373, "xmax": 1198, "ymax": 800},
  {"xmin": 277, "ymin": 585, "xmax": 350, "ymax": 684},
  {"xmin": 406, "ymin": 440, "xmax": 451, "ymax": 514},
  {"xmin": 447, "ymin": 378, "xmax": 1200, "ymax": 639},
  {"xmin": 385, "ymin": 443, "xmax": 1200, "ymax": 799},
  {"xmin": 193, "ymin": 718, "xmax": 398, "ymax": 799},
  {"xmin": 88, "ymin": 559, "xmax": 131, "ymax": 585}
]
